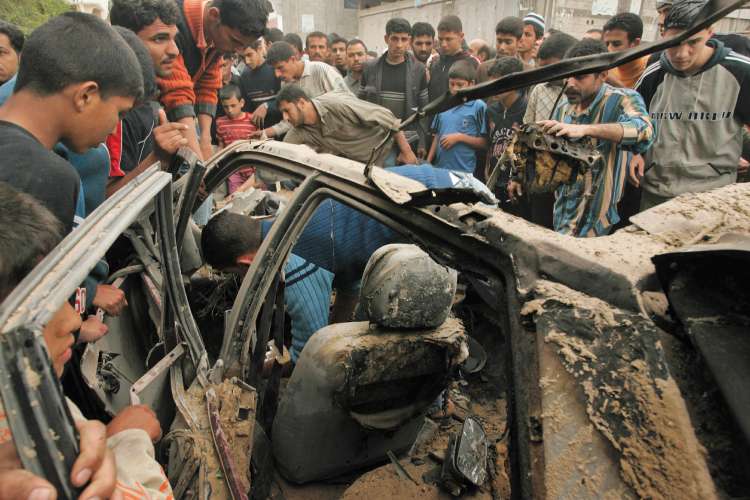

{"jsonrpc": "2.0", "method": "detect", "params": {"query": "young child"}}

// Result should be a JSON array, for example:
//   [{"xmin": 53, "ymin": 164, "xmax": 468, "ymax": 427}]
[
  {"xmin": 0, "ymin": 183, "xmax": 173, "ymax": 500},
  {"xmin": 427, "ymin": 60, "xmax": 487, "ymax": 174},
  {"xmin": 216, "ymin": 84, "xmax": 258, "ymax": 194}
]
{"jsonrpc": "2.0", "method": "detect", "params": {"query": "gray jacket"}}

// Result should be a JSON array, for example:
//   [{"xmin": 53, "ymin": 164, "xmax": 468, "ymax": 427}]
[{"xmin": 636, "ymin": 40, "xmax": 750, "ymax": 199}]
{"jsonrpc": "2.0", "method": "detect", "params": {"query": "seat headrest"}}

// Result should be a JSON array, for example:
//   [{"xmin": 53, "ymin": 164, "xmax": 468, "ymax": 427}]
[{"xmin": 360, "ymin": 244, "xmax": 457, "ymax": 329}]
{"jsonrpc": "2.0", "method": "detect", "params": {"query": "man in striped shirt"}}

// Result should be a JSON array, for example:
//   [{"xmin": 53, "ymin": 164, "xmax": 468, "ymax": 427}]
[{"xmin": 514, "ymin": 39, "xmax": 654, "ymax": 237}]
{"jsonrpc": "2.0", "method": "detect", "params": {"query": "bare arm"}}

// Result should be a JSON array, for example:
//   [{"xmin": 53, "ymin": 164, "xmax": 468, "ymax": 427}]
[
  {"xmin": 538, "ymin": 120, "xmax": 625, "ymax": 143},
  {"xmin": 427, "ymin": 135, "xmax": 438, "ymax": 163},
  {"xmin": 197, "ymin": 113, "xmax": 214, "ymax": 160}
]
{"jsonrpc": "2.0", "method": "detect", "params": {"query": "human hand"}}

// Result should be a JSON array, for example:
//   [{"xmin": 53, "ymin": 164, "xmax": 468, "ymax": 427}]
[
  {"xmin": 508, "ymin": 180, "xmax": 524, "ymax": 201},
  {"xmin": 397, "ymin": 148, "xmax": 418, "ymax": 165},
  {"xmin": 153, "ymin": 109, "xmax": 189, "ymax": 164},
  {"xmin": 107, "ymin": 405, "xmax": 162, "ymax": 443},
  {"xmin": 78, "ymin": 316, "xmax": 108, "ymax": 344},
  {"xmin": 628, "ymin": 154, "xmax": 646, "ymax": 187},
  {"xmin": 417, "ymin": 147, "xmax": 427, "ymax": 160},
  {"xmin": 440, "ymin": 133, "xmax": 463, "ymax": 150},
  {"xmin": 93, "ymin": 284, "xmax": 127, "ymax": 316},
  {"xmin": 738, "ymin": 157, "xmax": 749, "ymax": 175},
  {"xmin": 73, "ymin": 419, "xmax": 119, "ymax": 500},
  {"xmin": 537, "ymin": 120, "xmax": 589, "ymax": 139},
  {"xmin": 252, "ymin": 104, "xmax": 268, "ymax": 127}
]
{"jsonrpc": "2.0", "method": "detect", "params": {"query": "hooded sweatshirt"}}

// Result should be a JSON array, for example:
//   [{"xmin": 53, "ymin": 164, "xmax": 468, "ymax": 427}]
[{"xmin": 635, "ymin": 39, "xmax": 750, "ymax": 199}]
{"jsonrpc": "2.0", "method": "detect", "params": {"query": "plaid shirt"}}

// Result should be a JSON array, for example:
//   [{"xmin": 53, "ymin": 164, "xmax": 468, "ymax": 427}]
[{"xmin": 552, "ymin": 83, "xmax": 653, "ymax": 237}]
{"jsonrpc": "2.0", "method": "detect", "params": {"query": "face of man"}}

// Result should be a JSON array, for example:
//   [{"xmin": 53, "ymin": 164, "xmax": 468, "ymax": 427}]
[
  {"xmin": 44, "ymin": 302, "xmax": 81, "ymax": 377},
  {"xmin": 272, "ymin": 57, "xmax": 302, "ymax": 82},
  {"xmin": 331, "ymin": 41, "xmax": 347, "ymax": 68},
  {"xmin": 565, "ymin": 72, "xmax": 603, "ymax": 108},
  {"xmin": 384, "ymin": 31, "xmax": 410, "ymax": 62},
  {"xmin": 495, "ymin": 33, "xmax": 519, "ymax": 57},
  {"xmin": 346, "ymin": 43, "xmax": 367, "ymax": 73},
  {"xmin": 136, "ymin": 18, "xmax": 179, "ymax": 78},
  {"xmin": 657, "ymin": 5, "xmax": 671, "ymax": 34},
  {"xmin": 412, "ymin": 35, "xmax": 434, "ymax": 63},
  {"xmin": 243, "ymin": 46, "xmax": 264, "ymax": 69},
  {"xmin": 603, "ymin": 28, "xmax": 638, "ymax": 52},
  {"xmin": 306, "ymin": 36, "xmax": 329, "ymax": 62},
  {"xmin": 520, "ymin": 24, "xmax": 537, "ymax": 55},
  {"xmin": 438, "ymin": 30, "xmax": 463, "ymax": 56},
  {"xmin": 0, "ymin": 33, "xmax": 20, "ymax": 84},
  {"xmin": 279, "ymin": 98, "xmax": 306, "ymax": 127},
  {"xmin": 664, "ymin": 28, "xmax": 712, "ymax": 73},
  {"xmin": 67, "ymin": 89, "xmax": 134, "ymax": 153},
  {"xmin": 221, "ymin": 95, "xmax": 245, "ymax": 119},
  {"xmin": 448, "ymin": 77, "xmax": 472, "ymax": 95},
  {"xmin": 204, "ymin": 7, "xmax": 258, "ymax": 53}
]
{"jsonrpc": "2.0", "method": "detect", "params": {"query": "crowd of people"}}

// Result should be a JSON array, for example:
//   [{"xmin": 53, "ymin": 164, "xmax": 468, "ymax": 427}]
[{"xmin": 0, "ymin": 0, "xmax": 748, "ymax": 497}]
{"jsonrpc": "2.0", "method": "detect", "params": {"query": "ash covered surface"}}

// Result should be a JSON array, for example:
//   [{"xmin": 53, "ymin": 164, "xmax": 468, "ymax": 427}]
[{"xmin": 523, "ymin": 281, "xmax": 717, "ymax": 500}]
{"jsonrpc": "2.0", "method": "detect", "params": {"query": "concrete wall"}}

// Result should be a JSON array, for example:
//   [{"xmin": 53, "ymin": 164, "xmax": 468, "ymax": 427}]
[
  {"xmin": 357, "ymin": 0, "xmax": 519, "ymax": 55},
  {"xmin": 273, "ymin": 0, "xmax": 360, "ymax": 40}
]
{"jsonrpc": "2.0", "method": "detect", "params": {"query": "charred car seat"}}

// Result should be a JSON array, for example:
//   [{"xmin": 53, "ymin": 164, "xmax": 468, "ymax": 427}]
[{"xmin": 272, "ymin": 244, "xmax": 468, "ymax": 483}]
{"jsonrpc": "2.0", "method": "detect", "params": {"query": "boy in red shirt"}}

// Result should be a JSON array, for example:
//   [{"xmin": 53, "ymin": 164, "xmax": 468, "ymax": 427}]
[{"xmin": 215, "ymin": 84, "xmax": 257, "ymax": 193}]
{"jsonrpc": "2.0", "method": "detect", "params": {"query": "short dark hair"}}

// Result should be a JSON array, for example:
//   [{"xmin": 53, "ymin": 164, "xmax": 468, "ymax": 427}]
[
  {"xmin": 306, "ymin": 31, "xmax": 329, "ymax": 49},
  {"xmin": 109, "ymin": 0, "xmax": 180, "ymax": 33},
  {"xmin": 0, "ymin": 182, "xmax": 64, "ymax": 301},
  {"xmin": 488, "ymin": 56, "xmax": 524, "ymax": 78},
  {"xmin": 437, "ymin": 15, "xmax": 462, "ymax": 34},
  {"xmin": 266, "ymin": 41, "xmax": 296, "ymax": 65},
  {"xmin": 201, "ymin": 211, "xmax": 262, "ymax": 269},
  {"xmin": 566, "ymin": 38, "xmax": 608, "ymax": 59},
  {"xmin": 219, "ymin": 83, "xmax": 242, "ymax": 100},
  {"xmin": 603, "ymin": 12, "xmax": 644, "ymax": 41},
  {"xmin": 538, "ymin": 32, "xmax": 578, "ymax": 60},
  {"xmin": 411, "ymin": 22, "xmax": 435, "ymax": 39},
  {"xmin": 265, "ymin": 27, "xmax": 283, "ymax": 43},
  {"xmin": 663, "ymin": 0, "xmax": 705, "ymax": 31},
  {"xmin": 15, "ymin": 12, "xmax": 143, "ymax": 100},
  {"xmin": 283, "ymin": 33, "xmax": 303, "ymax": 53},
  {"xmin": 346, "ymin": 38, "xmax": 368, "ymax": 52},
  {"xmin": 477, "ymin": 44, "xmax": 492, "ymax": 61},
  {"xmin": 385, "ymin": 17, "xmax": 411, "ymax": 36},
  {"xmin": 213, "ymin": 0, "xmax": 270, "ymax": 38},
  {"xmin": 276, "ymin": 83, "xmax": 310, "ymax": 104},
  {"xmin": 0, "ymin": 20, "xmax": 24, "ymax": 53},
  {"xmin": 112, "ymin": 26, "xmax": 158, "ymax": 102},
  {"xmin": 329, "ymin": 33, "xmax": 347, "ymax": 46},
  {"xmin": 448, "ymin": 59, "xmax": 476, "ymax": 82},
  {"xmin": 496, "ymin": 16, "xmax": 524, "ymax": 38}
]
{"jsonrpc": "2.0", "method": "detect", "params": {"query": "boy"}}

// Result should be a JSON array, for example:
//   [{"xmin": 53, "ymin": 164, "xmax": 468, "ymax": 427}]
[
  {"xmin": 239, "ymin": 39, "xmax": 282, "ymax": 129},
  {"xmin": 427, "ymin": 15, "xmax": 478, "ymax": 101},
  {"xmin": 484, "ymin": 57, "xmax": 527, "ymax": 215},
  {"xmin": 0, "ymin": 182, "xmax": 172, "ymax": 499},
  {"xmin": 477, "ymin": 17, "xmax": 524, "ymax": 83},
  {"xmin": 216, "ymin": 84, "xmax": 258, "ymax": 193},
  {"xmin": 427, "ymin": 60, "xmax": 487, "ymax": 174}
]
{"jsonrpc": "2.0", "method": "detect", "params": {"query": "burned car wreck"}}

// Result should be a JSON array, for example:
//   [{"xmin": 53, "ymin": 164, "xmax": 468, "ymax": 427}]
[{"xmin": 1, "ymin": 0, "xmax": 750, "ymax": 497}]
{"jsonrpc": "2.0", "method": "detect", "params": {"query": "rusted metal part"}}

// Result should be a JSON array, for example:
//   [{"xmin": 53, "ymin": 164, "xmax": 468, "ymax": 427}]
[
  {"xmin": 206, "ymin": 387, "xmax": 249, "ymax": 500},
  {"xmin": 257, "ymin": 278, "xmax": 285, "ymax": 434}
]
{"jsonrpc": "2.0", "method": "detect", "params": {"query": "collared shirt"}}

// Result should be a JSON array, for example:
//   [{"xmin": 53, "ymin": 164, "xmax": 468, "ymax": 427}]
[
  {"xmin": 270, "ymin": 61, "xmax": 352, "ymax": 136},
  {"xmin": 551, "ymin": 83, "xmax": 653, "ymax": 237},
  {"xmin": 523, "ymin": 82, "xmax": 567, "ymax": 123},
  {"xmin": 431, "ymin": 100, "xmax": 487, "ymax": 173},
  {"xmin": 284, "ymin": 92, "xmax": 400, "ymax": 165}
]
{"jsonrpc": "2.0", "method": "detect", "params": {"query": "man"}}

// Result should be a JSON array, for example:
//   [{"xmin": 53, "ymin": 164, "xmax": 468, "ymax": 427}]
[
  {"xmin": 253, "ymin": 41, "xmax": 351, "ymax": 140},
  {"xmin": 428, "ymin": 15, "xmax": 478, "ymax": 102},
  {"xmin": 520, "ymin": 12, "xmax": 545, "ymax": 67},
  {"xmin": 0, "ymin": 20, "xmax": 22, "ymax": 86},
  {"xmin": 240, "ymin": 38, "xmax": 282, "ymax": 128},
  {"xmin": 330, "ymin": 33, "xmax": 348, "ymax": 75},
  {"xmin": 512, "ymin": 39, "xmax": 654, "ymax": 237},
  {"xmin": 522, "ymin": 32, "xmax": 578, "ymax": 228},
  {"xmin": 344, "ymin": 38, "xmax": 368, "ymax": 93},
  {"xmin": 360, "ymin": 17, "xmax": 426, "ymax": 164},
  {"xmin": 583, "ymin": 28, "xmax": 603, "ymax": 40},
  {"xmin": 0, "ymin": 12, "xmax": 142, "ymax": 234},
  {"xmin": 306, "ymin": 31, "xmax": 330, "ymax": 63},
  {"xmin": 477, "ymin": 17, "xmax": 523, "ymax": 83},
  {"xmin": 411, "ymin": 21, "xmax": 436, "ymax": 64},
  {"xmin": 635, "ymin": 0, "xmax": 750, "ymax": 210},
  {"xmin": 469, "ymin": 39, "xmax": 492, "ymax": 62},
  {"xmin": 279, "ymin": 84, "xmax": 416, "ymax": 166},
  {"xmin": 265, "ymin": 27, "xmax": 283, "ymax": 50},
  {"xmin": 603, "ymin": 12, "xmax": 648, "ymax": 88},
  {"xmin": 158, "ymin": 0, "xmax": 269, "ymax": 160},
  {"xmin": 284, "ymin": 32, "xmax": 304, "ymax": 58}
]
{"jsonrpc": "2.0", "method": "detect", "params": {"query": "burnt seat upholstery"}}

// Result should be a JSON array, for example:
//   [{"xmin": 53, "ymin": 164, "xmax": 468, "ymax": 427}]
[{"xmin": 272, "ymin": 245, "xmax": 467, "ymax": 483}]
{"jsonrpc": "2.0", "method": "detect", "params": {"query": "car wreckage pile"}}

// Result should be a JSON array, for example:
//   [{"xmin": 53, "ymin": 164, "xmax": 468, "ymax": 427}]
[{"xmin": 1, "ymin": 0, "xmax": 749, "ymax": 498}]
